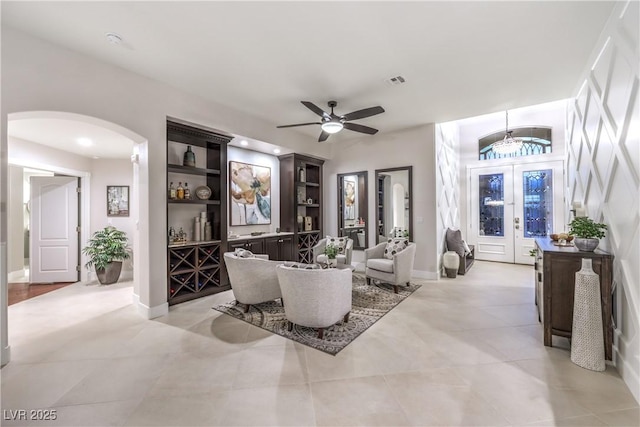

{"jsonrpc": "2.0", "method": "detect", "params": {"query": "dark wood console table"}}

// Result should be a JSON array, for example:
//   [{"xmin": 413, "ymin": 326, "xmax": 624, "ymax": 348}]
[{"xmin": 534, "ymin": 238, "xmax": 613, "ymax": 360}]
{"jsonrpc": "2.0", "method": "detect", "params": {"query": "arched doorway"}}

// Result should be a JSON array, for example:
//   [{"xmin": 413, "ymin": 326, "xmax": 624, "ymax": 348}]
[{"xmin": 1, "ymin": 111, "xmax": 150, "ymax": 366}]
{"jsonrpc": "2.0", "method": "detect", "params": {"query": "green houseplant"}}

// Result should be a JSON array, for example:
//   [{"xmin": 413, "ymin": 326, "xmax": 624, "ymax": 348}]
[
  {"xmin": 83, "ymin": 226, "xmax": 131, "ymax": 284},
  {"xmin": 569, "ymin": 217, "xmax": 607, "ymax": 252},
  {"xmin": 324, "ymin": 243, "xmax": 339, "ymax": 267}
]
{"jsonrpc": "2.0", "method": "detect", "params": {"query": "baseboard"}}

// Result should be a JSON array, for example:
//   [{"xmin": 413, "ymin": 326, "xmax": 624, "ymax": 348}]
[
  {"xmin": 614, "ymin": 329, "xmax": 640, "ymax": 403},
  {"xmin": 132, "ymin": 293, "xmax": 168, "ymax": 319},
  {"xmin": 412, "ymin": 269, "xmax": 438, "ymax": 280}
]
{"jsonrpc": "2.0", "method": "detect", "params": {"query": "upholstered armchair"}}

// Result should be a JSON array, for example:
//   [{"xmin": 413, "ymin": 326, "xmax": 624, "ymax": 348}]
[
  {"xmin": 275, "ymin": 265, "xmax": 352, "ymax": 339},
  {"xmin": 364, "ymin": 241, "xmax": 416, "ymax": 293},
  {"xmin": 313, "ymin": 237, "xmax": 353, "ymax": 266},
  {"xmin": 223, "ymin": 252, "xmax": 283, "ymax": 312}
]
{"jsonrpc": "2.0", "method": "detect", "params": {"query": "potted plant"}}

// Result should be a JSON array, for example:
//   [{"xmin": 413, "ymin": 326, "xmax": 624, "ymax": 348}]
[
  {"xmin": 569, "ymin": 217, "xmax": 607, "ymax": 252},
  {"xmin": 82, "ymin": 226, "xmax": 131, "ymax": 284},
  {"xmin": 324, "ymin": 243, "xmax": 339, "ymax": 267}
]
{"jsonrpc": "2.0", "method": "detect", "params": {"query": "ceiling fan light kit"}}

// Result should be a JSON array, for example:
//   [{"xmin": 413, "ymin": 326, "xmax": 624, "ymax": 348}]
[{"xmin": 277, "ymin": 100, "xmax": 385, "ymax": 142}]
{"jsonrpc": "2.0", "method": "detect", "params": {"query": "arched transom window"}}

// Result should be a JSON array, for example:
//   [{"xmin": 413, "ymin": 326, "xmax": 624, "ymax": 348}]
[{"xmin": 479, "ymin": 126, "xmax": 552, "ymax": 160}]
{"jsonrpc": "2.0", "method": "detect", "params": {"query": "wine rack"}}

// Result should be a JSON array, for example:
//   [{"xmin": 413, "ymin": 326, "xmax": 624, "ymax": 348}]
[{"xmin": 168, "ymin": 242, "xmax": 222, "ymax": 304}]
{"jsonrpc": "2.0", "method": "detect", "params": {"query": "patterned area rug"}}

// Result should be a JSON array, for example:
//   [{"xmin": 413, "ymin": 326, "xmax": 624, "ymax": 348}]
[{"xmin": 212, "ymin": 273, "xmax": 421, "ymax": 355}]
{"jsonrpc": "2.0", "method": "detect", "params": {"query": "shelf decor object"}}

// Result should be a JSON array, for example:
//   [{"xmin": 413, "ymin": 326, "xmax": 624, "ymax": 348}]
[
  {"xmin": 571, "ymin": 258, "xmax": 605, "ymax": 371},
  {"xmin": 195, "ymin": 185, "xmax": 212, "ymax": 200}
]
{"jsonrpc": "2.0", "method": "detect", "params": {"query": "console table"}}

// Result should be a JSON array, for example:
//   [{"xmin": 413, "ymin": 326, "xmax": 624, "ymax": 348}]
[{"xmin": 534, "ymin": 238, "xmax": 613, "ymax": 360}]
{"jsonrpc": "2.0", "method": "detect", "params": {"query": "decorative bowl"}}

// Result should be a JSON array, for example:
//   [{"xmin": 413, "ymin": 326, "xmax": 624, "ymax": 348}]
[
  {"xmin": 195, "ymin": 185, "xmax": 212, "ymax": 200},
  {"xmin": 550, "ymin": 233, "xmax": 574, "ymax": 242}
]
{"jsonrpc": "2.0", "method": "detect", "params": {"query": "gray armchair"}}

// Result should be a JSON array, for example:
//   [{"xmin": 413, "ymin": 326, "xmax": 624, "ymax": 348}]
[
  {"xmin": 364, "ymin": 242, "xmax": 416, "ymax": 293},
  {"xmin": 223, "ymin": 252, "xmax": 283, "ymax": 312},
  {"xmin": 276, "ymin": 265, "xmax": 352, "ymax": 339},
  {"xmin": 312, "ymin": 238, "xmax": 353, "ymax": 266}
]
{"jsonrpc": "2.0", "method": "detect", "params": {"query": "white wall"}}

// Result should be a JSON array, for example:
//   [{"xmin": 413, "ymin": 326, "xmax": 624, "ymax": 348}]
[
  {"xmin": 9, "ymin": 136, "xmax": 92, "ymax": 172},
  {"xmin": 435, "ymin": 122, "xmax": 461, "ymax": 277},
  {"xmin": 566, "ymin": 1, "xmax": 639, "ymax": 402},
  {"xmin": 325, "ymin": 124, "xmax": 437, "ymax": 278},
  {"xmin": 7, "ymin": 165, "xmax": 23, "ymax": 273},
  {"xmin": 90, "ymin": 159, "xmax": 135, "ymax": 276},
  {"xmin": 1, "ymin": 27, "xmax": 331, "ymax": 318}
]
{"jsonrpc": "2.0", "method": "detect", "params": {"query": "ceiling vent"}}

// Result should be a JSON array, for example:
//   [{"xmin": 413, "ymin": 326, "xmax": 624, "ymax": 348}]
[{"xmin": 385, "ymin": 75, "xmax": 406, "ymax": 86}]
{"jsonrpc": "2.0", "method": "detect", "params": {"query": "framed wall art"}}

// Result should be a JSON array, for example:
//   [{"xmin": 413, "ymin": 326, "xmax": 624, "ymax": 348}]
[
  {"xmin": 107, "ymin": 185, "xmax": 130, "ymax": 217},
  {"xmin": 229, "ymin": 161, "xmax": 271, "ymax": 225}
]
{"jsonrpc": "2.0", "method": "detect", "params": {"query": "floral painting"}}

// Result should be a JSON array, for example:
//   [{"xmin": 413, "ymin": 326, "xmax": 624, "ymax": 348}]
[{"xmin": 229, "ymin": 161, "xmax": 271, "ymax": 225}]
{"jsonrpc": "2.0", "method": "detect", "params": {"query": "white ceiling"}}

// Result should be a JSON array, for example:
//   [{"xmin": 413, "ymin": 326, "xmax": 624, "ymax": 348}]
[{"xmin": 1, "ymin": 1, "xmax": 615, "ymax": 147}]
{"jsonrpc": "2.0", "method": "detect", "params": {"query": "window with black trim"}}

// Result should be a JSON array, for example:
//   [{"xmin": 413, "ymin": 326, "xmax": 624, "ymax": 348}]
[{"xmin": 479, "ymin": 127, "xmax": 552, "ymax": 160}]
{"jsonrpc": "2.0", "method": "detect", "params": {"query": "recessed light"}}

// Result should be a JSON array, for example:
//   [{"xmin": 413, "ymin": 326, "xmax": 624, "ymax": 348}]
[
  {"xmin": 240, "ymin": 140, "xmax": 249, "ymax": 146},
  {"xmin": 273, "ymin": 148, "xmax": 281, "ymax": 154},
  {"xmin": 93, "ymin": 156, "xmax": 100, "ymax": 159},
  {"xmin": 77, "ymin": 137, "xmax": 93, "ymax": 147}
]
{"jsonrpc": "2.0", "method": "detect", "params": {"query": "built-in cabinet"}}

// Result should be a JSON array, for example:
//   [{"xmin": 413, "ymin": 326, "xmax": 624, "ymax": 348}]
[
  {"xmin": 534, "ymin": 238, "xmax": 613, "ymax": 360},
  {"xmin": 227, "ymin": 232, "xmax": 295, "ymax": 261},
  {"xmin": 166, "ymin": 119, "xmax": 232, "ymax": 305},
  {"xmin": 279, "ymin": 154, "xmax": 324, "ymax": 263}
]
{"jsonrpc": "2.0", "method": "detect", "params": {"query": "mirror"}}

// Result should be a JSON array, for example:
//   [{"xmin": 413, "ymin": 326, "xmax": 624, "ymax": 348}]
[
  {"xmin": 375, "ymin": 166, "xmax": 413, "ymax": 243},
  {"xmin": 337, "ymin": 171, "xmax": 368, "ymax": 250}
]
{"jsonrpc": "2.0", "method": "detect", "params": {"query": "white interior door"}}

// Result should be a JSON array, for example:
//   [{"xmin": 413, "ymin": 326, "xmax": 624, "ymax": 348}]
[
  {"xmin": 30, "ymin": 176, "xmax": 79, "ymax": 283},
  {"xmin": 470, "ymin": 166, "xmax": 515, "ymax": 263},
  {"xmin": 470, "ymin": 161, "xmax": 564, "ymax": 265},
  {"xmin": 513, "ymin": 161, "xmax": 564, "ymax": 264}
]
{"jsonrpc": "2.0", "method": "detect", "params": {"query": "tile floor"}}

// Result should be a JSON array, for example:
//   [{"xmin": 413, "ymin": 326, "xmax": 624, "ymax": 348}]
[{"xmin": 1, "ymin": 261, "xmax": 638, "ymax": 426}]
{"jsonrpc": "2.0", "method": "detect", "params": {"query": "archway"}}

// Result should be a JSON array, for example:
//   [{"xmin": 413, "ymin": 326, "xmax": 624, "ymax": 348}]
[{"xmin": 1, "ymin": 111, "xmax": 150, "ymax": 366}]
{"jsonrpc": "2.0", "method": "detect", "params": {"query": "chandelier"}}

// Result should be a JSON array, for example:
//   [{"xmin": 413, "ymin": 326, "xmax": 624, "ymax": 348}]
[{"xmin": 492, "ymin": 110, "xmax": 523, "ymax": 155}]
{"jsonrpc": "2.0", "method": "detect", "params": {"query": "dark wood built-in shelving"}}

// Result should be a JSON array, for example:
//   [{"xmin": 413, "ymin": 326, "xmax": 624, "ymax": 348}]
[
  {"xmin": 166, "ymin": 118, "xmax": 232, "ymax": 305},
  {"xmin": 279, "ymin": 153, "xmax": 324, "ymax": 263}
]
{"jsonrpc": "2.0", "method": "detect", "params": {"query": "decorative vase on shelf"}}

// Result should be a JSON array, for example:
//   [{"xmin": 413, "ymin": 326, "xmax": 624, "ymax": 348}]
[
  {"xmin": 571, "ymin": 258, "xmax": 605, "ymax": 371},
  {"xmin": 183, "ymin": 145, "xmax": 196, "ymax": 167},
  {"xmin": 298, "ymin": 167, "xmax": 305, "ymax": 182}
]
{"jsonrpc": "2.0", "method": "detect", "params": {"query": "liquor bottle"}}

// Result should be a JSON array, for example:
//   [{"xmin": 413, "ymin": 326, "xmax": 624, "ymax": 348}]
[
  {"xmin": 184, "ymin": 182, "xmax": 191, "ymax": 200},
  {"xmin": 177, "ymin": 182, "xmax": 184, "ymax": 199},
  {"xmin": 168, "ymin": 182, "xmax": 176, "ymax": 200},
  {"xmin": 183, "ymin": 145, "xmax": 196, "ymax": 167}
]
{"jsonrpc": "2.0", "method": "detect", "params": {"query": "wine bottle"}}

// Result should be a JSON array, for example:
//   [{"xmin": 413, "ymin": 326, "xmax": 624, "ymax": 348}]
[
  {"xmin": 177, "ymin": 182, "xmax": 184, "ymax": 199},
  {"xmin": 184, "ymin": 182, "xmax": 191, "ymax": 200},
  {"xmin": 169, "ymin": 182, "xmax": 176, "ymax": 200}
]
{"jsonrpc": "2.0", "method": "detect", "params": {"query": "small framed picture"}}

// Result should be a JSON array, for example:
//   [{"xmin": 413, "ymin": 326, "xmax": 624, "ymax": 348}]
[{"xmin": 107, "ymin": 185, "xmax": 130, "ymax": 217}]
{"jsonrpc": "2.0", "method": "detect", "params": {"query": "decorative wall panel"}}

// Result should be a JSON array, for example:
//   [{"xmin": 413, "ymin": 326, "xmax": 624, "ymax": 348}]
[
  {"xmin": 435, "ymin": 122, "xmax": 460, "ymax": 276},
  {"xmin": 566, "ymin": 0, "xmax": 639, "ymax": 401}
]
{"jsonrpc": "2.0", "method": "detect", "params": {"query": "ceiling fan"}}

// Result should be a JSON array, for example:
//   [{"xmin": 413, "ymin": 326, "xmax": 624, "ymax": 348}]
[{"xmin": 277, "ymin": 100, "xmax": 385, "ymax": 142}]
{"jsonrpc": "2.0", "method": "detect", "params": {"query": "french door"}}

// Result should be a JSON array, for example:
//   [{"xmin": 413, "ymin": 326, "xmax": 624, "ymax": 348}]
[{"xmin": 470, "ymin": 161, "xmax": 564, "ymax": 265}]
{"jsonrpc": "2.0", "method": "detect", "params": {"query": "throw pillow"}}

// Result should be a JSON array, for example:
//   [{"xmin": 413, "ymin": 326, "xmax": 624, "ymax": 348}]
[
  {"xmin": 445, "ymin": 228, "xmax": 465, "ymax": 258},
  {"xmin": 384, "ymin": 238, "xmax": 409, "ymax": 259},
  {"xmin": 283, "ymin": 261, "xmax": 320, "ymax": 269},
  {"xmin": 326, "ymin": 235, "xmax": 348, "ymax": 254},
  {"xmin": 234, "ymin": 248, "xmax": 255, "ymax": 258},
  {"xmin": 462, "ymin": 240, "xmax": 472, "ymax": 255}
]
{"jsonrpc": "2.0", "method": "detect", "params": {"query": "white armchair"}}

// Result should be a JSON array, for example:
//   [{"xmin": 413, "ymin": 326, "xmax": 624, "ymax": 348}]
[
  {"xmin": 223, "ymin": 252, "xmax": 283, "ymax": 312},
  {"xmin": 313, "ymin": 238, "xmax": 353, "ymax": 266},
  {"xmin": 364, "ymin": 242, "xmax": 416, "ymax": 293},
  {"xmin": 275, "ymin": 265, "xmax": 352, "ymax": 339}
]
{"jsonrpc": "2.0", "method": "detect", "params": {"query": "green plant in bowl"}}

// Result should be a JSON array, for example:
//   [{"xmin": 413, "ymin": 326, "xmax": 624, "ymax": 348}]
[
  {"xmin": 324, "ymin": 243, "xmax": 339, "ymax": 259},
  {"xmin": 569, "ymin": 217, "xmax": 607, "ymax": 252},
  {"xmin": 83, "ymin": 226, "xmax": 131, "ymax": 284}
]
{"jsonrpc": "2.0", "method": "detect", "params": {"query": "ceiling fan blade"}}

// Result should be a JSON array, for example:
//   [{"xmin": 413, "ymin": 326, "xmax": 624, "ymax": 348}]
[
  {"xmin": 342, "ymin": 106, "xmax": 385, "ymax": 121},
  {"xmin": 343, "ymin": 122, "xmax": 379, "ymax": 135},
  {"xmin": 276, "ymin": 122, "xmax": 321, "ymax": 128},
  {"xmin": 301, "ymin": 101, "xmax": 329, "ymax": 118},
  {"xmin": 318, "ymin": 130, "xmax": 330, "ymax": 142}
]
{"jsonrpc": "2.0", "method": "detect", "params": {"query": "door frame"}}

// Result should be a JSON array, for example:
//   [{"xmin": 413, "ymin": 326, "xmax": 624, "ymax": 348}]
[
  {"xmin": 466, "ymin": 154, "xmax": 565, "ymax": 264},
  {"xmin": 9, "ymin": 159, "xmax": 91, "ymax": 282}
]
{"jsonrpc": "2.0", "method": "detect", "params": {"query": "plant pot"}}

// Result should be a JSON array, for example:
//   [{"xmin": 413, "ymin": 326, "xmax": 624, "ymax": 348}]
[
  {"xmin": 327, "ymin": 258, "xmax": 337, "ymax": 268},
  {"xmin": 574, "ymin": 238, "xmax": 599, "ymax": 252},
  {"xmin": 96, "ymin": 261, "xmax": 123, "ymax": 285}
]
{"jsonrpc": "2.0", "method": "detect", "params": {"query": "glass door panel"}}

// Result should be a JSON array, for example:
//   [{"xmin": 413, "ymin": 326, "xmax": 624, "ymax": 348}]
[
  {"xmin": 479, "ymin": 173, "xmax": 505, "ymax": 237},
  {"xmin": 522, "ymin": 169, "xmax": 553, "ymax": 238}
]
